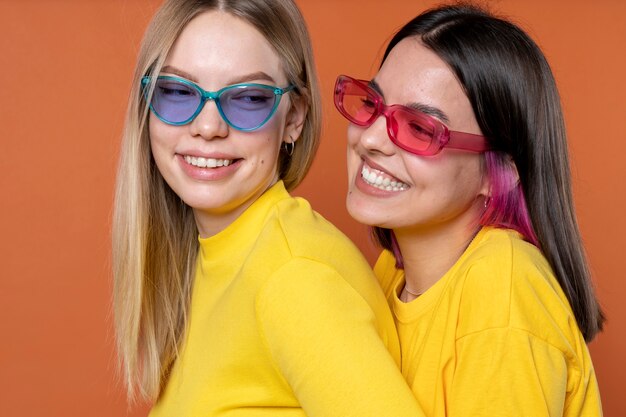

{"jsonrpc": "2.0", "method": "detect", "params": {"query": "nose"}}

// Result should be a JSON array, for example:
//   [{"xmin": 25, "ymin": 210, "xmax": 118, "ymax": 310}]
[
  {"xmin": 353, "ymin": 115, "xmax": 395, "ymax": 156},
  {"xmin": 188, "ymin": 99, "xmax": 229, "ymax": 140}
]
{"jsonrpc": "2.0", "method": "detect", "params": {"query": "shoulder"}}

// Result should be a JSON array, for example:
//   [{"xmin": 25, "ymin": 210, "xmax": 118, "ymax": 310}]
[
  {"xmin": 458, "ymin": 227, "xmax": 556, "ymax": 298},
  {"xmin": 257, "ymin": 196, "xmax": 392, "ymax": 318},
  {"xmin": 257, "ymin": 257, "xmax": 369, "ymax": 313},
  {"xmin": 267, "ymin": 195, "xmax": 375, "ymax": 279},
  {"xmin": 464, "ymin": 227, "xmax": 552, "ymax": 275},
  {"xmin": 455, "ymin": 228, "xmax": 579, "ymax": 351},
  {"xmin": 255, "ymin": 256, "xmax": 399, "ymax": 353}
]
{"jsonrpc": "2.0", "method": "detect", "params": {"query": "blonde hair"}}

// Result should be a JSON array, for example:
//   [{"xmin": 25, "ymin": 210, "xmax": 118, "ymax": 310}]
[{"xmin": 112, "ymin": 0, "xmax": 321, "ymax": 401}]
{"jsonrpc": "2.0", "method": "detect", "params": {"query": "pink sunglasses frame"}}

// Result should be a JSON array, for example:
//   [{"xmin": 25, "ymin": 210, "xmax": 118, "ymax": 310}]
[{"xmin": 334, "ymin": 75, "xmax": 491, "ymax": 156}]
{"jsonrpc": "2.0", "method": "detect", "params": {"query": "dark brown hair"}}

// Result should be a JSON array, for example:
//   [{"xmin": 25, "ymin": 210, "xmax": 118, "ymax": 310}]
[{"xmin": 373, "ymin": 3, "xmax": 604, "ymax": 341}]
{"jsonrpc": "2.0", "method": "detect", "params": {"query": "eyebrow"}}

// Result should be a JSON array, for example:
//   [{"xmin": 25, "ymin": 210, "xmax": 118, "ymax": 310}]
[
  {"xmin": 369, "ymin": 79, "xmax": 451, "ymax": 124},
  {"xmin": 160, "ymin": 65, "xmax": 277, "ymax": 86}
]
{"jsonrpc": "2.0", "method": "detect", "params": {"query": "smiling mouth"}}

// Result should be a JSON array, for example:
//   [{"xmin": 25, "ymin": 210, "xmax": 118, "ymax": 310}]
[
  {"xmin": 183, "ymin": 155, "xmax": 236, "ymax": 168},
  {"xmin": 361, "ymin": 163, "xmax": 409, "ymax": 191}
]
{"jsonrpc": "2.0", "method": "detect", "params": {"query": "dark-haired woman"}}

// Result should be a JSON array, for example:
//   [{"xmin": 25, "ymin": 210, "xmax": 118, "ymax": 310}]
[{"xmin": 335, "ymin": 4, "xmax": 603, "ymax": 415}]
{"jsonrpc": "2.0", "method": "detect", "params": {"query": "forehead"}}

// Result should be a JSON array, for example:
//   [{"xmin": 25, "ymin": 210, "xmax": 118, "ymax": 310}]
[
  {"xmin": 164, "ymin": 10, "xmax": 285, "ymax": 86},
  {"xmin": 375, "ymin": 38, "xmax": 470, "ymax": 120}
]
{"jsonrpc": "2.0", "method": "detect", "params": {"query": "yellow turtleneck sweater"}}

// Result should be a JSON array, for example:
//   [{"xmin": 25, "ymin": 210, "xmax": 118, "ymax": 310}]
[{"xmin": 150, "ymin": 181, "xmax": 422, "ymax": 417}]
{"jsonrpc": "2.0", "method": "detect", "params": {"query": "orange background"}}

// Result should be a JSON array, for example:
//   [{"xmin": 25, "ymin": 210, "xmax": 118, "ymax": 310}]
[{"xmin": 1, "ymin": 1, "xmax": 624, "ymax": 416}]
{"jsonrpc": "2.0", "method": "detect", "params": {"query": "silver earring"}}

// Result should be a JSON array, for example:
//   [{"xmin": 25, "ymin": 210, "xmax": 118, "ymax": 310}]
[
  {"xmin": 484, "ymin": 197, "xmax": 491, "ymax": 208},
  {"xmin": 284, "ymin": 140, "xmax": 295, "ymax": 156}
]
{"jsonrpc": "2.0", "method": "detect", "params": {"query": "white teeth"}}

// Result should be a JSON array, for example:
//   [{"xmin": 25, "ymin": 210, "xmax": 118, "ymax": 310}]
[
  {"xmin": 184, "ymin": 155, "xmax": 234, "ymax": 168},
  {"xmin": 361, "ymin": 165, "xmax": 408, "ymax": 191}
]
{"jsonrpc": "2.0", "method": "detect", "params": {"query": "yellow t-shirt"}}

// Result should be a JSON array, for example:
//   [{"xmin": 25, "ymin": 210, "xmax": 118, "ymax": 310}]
[
  {"xmin": 375, "ymin": 227, "xmax": 602, "ymax": 416},
  {"xmin": 150, "ymin": 181, "xmax": 422, "ymax": 417}
]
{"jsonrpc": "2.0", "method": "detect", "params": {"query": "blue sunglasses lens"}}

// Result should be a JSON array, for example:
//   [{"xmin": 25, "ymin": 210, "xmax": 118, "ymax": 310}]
[
  {"xmin": 220, "ymin": 85, "xmax": 278, "ymax": 129},
  {"xmin": 151, "ymin": 78, "xmax": 200, "ymax": 124},
  {"xmin": 149, "ymin": 77, "xmax": 281, "ymax": 130}
]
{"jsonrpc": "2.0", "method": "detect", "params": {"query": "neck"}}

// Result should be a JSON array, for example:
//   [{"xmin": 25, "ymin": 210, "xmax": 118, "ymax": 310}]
[
  {"xmin": 395, "ymin": 218, "xmax": 482, "ymax": 296},
  {"xmin": 194, "ymin": 177, "xmax": 280, "ymax": 238}
]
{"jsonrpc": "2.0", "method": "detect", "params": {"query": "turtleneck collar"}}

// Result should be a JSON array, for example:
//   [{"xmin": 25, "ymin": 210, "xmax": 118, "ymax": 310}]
[{"xmin": 197, "ymin": 180, "xmax": 291, "ymax": 264}]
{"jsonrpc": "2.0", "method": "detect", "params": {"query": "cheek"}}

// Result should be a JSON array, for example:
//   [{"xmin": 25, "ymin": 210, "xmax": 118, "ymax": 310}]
[
  {"xmin": 148, "ymin": 119, "xmax": 173, "ymax": 153},
  {"xmin": 148, "ymin": 128, "xmax": 164, "ymax": 161},
  {"xmin": 446, "ymin": 156, "xmax": 484, "ymax": 197},
  {"xmin": 405, "ymin": 153, "xmax": 482, "ymax": 192},
  {"xmin": 347, "ymin": 124, "xmax": 361, "ymax": 147},
  {"xmin": 346, "ymin": 146, "xmax": 361, "ymax": 178},
  {"xmin": 346, "ymin": 126, "xmax": 364, "ymax": 170},
  {"xmin": 264, "ymin": 107, "xmax": 288, "ymax": 138},
  {"xmin": 253, "ymin": 134, "xmax": 282, "ymax": 169},
  {"xmin": 456, "ymin": 156, "xmax": 483, "ymax": 181}
]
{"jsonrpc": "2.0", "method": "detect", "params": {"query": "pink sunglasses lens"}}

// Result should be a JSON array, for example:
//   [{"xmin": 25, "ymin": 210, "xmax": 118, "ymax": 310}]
[
  {"xmin": 337, "ymin": 79, "xmax": 377, "ymax": 125},
  {"xmin": 392, "ymin": 107, "xmax": 438, "ymax": 154}
]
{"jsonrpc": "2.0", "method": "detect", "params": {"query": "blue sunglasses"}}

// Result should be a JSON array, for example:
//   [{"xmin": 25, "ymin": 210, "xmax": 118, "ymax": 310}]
[{"xmin": 141, "ymin": 75, "xmax": 295, "ymax": 131}]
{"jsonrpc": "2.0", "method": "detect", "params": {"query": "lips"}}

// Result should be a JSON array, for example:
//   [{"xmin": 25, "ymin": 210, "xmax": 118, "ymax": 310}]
[
  {"xmin": 361, "ymin": 160, "xmax": 409, "ymax": 191},
  {"xmin": 176, "ymin": 153, "xmax": 241, "ymax": 181}
]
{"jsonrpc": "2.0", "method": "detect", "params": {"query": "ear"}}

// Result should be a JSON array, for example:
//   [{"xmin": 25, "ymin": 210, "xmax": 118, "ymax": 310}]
[
  {"xmin": 480, "ymin": 154, "xmax": 520, "ymax": 199},
  {"xmin": 503, "ymin": 155, "xmax": 520, "ymax": 192},
  {"xmin": 283, "ymin": 92, "xmax": 308, "ymax": 145},
  {"xmin": 479, "ymin": 173, "xmax": 491, "ymax": 200}
]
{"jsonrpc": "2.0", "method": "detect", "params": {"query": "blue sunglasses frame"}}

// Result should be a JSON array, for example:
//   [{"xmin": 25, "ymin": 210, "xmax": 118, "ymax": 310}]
[{"xmin": 141, "ymin": 75, "xmax": 295, "ymax": 131}]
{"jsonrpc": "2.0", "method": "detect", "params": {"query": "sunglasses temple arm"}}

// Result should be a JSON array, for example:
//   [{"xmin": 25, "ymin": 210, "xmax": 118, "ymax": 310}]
[{"xmin": 447, "ymin": 132, "xmax": 491, "ymax": 152}]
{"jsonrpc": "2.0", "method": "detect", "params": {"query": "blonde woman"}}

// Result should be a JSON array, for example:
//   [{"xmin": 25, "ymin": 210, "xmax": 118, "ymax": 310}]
[{"xmin": 112, "ymin": 0, "xmax": 423, "ymax": 416}]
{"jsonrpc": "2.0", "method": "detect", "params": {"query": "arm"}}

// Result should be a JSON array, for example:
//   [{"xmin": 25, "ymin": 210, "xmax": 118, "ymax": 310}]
[{"xmin": 255, "ymin": 257, "xmax": 425, "ymax": 417}]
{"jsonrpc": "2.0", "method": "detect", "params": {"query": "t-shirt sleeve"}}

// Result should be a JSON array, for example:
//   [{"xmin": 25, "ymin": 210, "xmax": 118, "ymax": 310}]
[
  {"xmin": 449, "ymin": 327, "xmax": 570, "ymax": 416},
  {"xmin": 447, "ymin": 234, "xmax": 602, "ymax": 416},
  {"xmin": 255, "ymin": 257, "xmax": 424, "ymax": 417}
]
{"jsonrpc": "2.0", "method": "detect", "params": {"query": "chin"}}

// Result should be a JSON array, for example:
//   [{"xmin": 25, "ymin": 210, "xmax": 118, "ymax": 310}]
[
  {"xmin": 175, "ymin": 190, "xmax": 223, "ymax": 212},
  {"xmin": 346, "ymin": 198, "xmax": 382, "ymax": 228}
]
